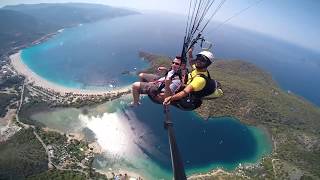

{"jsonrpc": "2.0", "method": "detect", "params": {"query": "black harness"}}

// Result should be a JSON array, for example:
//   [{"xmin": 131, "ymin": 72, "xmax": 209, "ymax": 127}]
[
  {"xmin": 172, "ymin": 71, "xmax": 218, "ymax": 111},
  {"xmin": 147, "ymin": 69, "xmax": 183, "ymax": 104},
  {"xmin": 157, "ymin": 69, "xmax": 183, "ymax": 93},
  {"xmin": 190, "ymin": 72, "xmax": 217, "ymax": 98},
  {"xmin": 148, "ymin": 69, "xmax": 218, "ymax": 111}
]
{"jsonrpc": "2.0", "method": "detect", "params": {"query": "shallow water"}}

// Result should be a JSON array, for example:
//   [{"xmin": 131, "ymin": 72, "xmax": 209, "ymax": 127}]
[
  {"xmin": 21, "ymin": 13, "xmax": 320, "ymax": 105},
  {"xmin": 30, "ymin": 96, "xmax": 272, "ymax": 179},
  {"xmin": 20, "ymin": 10, "xmax": 319, "ymax": 179}
]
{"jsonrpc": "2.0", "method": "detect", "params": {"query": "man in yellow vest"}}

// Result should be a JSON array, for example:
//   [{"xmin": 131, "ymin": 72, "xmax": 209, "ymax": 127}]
[{"xmin": 163, "ymin": 49, "xmax": 222, "ymax": 107}]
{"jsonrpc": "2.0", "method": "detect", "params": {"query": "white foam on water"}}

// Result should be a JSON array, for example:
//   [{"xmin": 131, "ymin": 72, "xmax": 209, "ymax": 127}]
[
  {"xmin": 79, "ymin": 112, "xmax": 134, "ymax": 155},
  {"xmin": 78, "ymin": 106, "xmax": 170, "ymax": 179}
]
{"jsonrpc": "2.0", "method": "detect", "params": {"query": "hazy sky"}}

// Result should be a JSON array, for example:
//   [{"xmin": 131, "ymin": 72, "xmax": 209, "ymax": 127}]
[{"xmin": 1, "ymin": 0, "xmax": 319, "ymax": 53}]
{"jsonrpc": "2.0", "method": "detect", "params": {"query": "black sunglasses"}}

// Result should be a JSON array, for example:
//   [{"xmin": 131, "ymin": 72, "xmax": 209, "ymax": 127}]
[{"xmin": 172, "ymin": 61, "xmax": 181, "ymax": 65}]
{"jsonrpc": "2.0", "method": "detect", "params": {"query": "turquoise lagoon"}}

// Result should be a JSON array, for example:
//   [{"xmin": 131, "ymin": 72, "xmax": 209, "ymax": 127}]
[
  {"xmin": 21, "ymin": 13, "xmax": 184, "ymax": 90},
  {"xmin": 20, "ymin": 11, "xmax": 320, "ymax": 179},
  {"xmin": 30, "ymin": 96, "xmax": 272, "ymax": 179}
]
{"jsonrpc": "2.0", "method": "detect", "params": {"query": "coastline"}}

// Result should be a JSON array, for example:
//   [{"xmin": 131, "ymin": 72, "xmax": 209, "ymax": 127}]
[
  {"xmin": 10, "ymin": 51, "xmax": 131, "ymax": 96},
  {"xmin": 96, "ymin": 169, "xmax": 145, "ymax": 180}
]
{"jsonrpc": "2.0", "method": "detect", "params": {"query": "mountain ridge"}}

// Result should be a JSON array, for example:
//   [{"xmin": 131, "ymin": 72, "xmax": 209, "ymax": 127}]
[{"xmin": 0, "ymin": 3, "xmax": 138, "ymax": 55}]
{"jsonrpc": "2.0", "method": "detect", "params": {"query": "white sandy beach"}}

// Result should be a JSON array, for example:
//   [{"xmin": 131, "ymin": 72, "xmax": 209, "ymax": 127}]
[{"xmin": 10, "ymin": 51, "xmax": 131, "ymax": 95}]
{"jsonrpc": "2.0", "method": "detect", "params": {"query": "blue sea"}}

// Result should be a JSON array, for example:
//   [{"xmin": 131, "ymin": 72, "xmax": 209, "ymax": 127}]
[
  {"xmin": 130, "ymin": 98, "xmax": 271, "ymax": 173},
  {"xmin": 21, "ymin": 12, "xmax": 320, "ymax": 105},
  {"xmin": 21, "ymin": 12, "xmax": 320, "ymax": 106},
  {"xmin": 21, "ymin": 11, "xmax": 320, "ymax": 178},
  {"xmin": 30, "ymin": 96, "xmax": 272, "ymax": 179}
]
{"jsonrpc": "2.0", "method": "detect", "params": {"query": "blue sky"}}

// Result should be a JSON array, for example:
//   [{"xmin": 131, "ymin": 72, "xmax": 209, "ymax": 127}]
[{"xmin": 1, "ymin": 0, "xmax": 319, "ymax": 53}]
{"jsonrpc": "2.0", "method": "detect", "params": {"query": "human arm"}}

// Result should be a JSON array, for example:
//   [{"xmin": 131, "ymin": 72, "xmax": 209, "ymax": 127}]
[
  {"xmin": 188, "ymin": 48, "xmax": 196, "ymax": 67},
  {"xmin": 164, "ymin": 70, "xmax": 175, "ymax": 97},
  {"xmin": 163, "ymin": 85, "xmax": 193, "ymax": 105},
  {"xmin": 164, "ymin": 79, "xmax": 174, "ymax": 97},
  {"xmin": 157, "ymin": 66, "xmax": 168, "ymax": 72},
  {"xmin": 163, "ymin": 75, "xmax": 206, "ymax": 105}
]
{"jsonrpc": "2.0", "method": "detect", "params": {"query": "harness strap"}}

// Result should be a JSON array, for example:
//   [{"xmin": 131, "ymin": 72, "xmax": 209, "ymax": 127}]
[{"xmin": 157, "ymin": 70, "xmax": 183, "ymax": 93}]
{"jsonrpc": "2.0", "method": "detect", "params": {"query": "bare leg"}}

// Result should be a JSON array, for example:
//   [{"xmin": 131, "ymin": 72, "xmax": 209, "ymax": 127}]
[
  {"xmin": 139, "ymin": 73, "xmax": 146, "ymax": 82},
  {"xmin": 132, "ymin": 82, "xmax": 141, "ymax": 105},
  {"xmin": 157, "ymin": 93, "xmax": 166, "ymax": 102},
  {"xmin": 139, "ymin": 73, "xmax": 160, "ymax": 82}
]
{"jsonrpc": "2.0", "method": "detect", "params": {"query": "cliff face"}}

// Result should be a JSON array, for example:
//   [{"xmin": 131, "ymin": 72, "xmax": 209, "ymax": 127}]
[{"xmin": 140, "ymin": 51, "xmax": 320, "ymax": 179}]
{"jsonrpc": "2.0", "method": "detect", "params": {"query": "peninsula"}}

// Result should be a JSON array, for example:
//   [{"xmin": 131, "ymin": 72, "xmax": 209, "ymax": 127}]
[
  {"xmin": 139, "ymin": 51, "xmax": 320, "ymax": 179},
  {"xmin": 0, "ymin": 3, "xmax": 138, "ymax": 179},
  {"xmin": 1, "ymin": 3, "xmax": 319, "ymax": 179}
]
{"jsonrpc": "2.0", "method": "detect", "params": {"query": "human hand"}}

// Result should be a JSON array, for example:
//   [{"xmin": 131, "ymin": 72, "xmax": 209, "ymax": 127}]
[
  {"xmin": 163, "ymin": 96, "xmax": 172, "ymax": 105},
  {"xmin": 188, "ymin": 48, "xmax": 193, "ymax": 58},
  {"xmin": 158, "ymin": 66, "xmax": 167, "ymax": 71}
]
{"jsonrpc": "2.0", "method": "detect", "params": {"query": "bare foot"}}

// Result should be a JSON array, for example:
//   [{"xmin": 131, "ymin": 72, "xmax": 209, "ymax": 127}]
[{"xmin": 129, "ymin": 101, "xmax": 141, "ymax": 107}]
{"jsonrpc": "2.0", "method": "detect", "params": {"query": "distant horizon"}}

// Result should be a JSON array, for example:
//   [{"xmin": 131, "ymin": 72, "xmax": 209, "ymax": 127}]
[{"xmin": 1, "ymin": 1, "xmax": 320, "ymax": 54}]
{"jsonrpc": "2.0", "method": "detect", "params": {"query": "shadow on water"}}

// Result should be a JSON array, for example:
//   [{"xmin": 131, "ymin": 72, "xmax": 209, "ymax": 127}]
[
  {"xmin": 128, "ymin": 97, "xmax": 271, "ymax": 175},
  {"xmin": 29, "ymin": 95, "xmax": 271, "ymax": 178}
]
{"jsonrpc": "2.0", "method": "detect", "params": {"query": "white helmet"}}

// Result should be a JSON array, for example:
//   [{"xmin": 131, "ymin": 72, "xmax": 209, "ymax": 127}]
[{"xmin": 197, "ymin": 51, "xmax": 214, "ymax": 63}]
